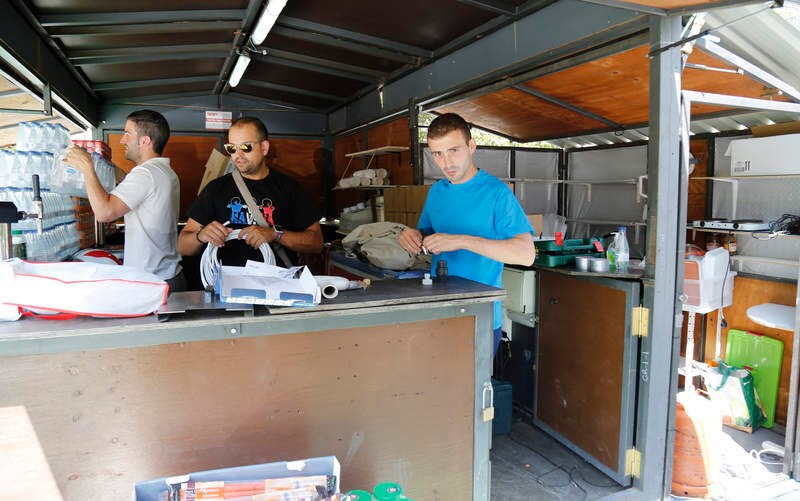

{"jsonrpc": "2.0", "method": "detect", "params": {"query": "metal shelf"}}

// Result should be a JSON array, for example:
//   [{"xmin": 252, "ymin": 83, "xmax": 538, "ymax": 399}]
[
  {"xmin": 688, "ymin": 227, "xmax": 800, "ymax": 240},
  {"xmin": 344, "ymin": 146, "xmax": 408, "ymax": 158}
]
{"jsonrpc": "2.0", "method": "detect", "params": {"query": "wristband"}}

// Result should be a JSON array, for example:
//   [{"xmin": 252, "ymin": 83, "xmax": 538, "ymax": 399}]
[
  {"xmin": 274, "ymin": 229, "xmax": 284, "ymax": 242},
  {"xmin": 195, "ymin": 230, "xmax": 204, "ymax": 244}
]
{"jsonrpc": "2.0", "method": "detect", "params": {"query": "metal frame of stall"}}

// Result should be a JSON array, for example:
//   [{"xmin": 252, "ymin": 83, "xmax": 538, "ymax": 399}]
[{"xmin": 7, "ymin": 1, "xmax": 799, "ymax": 498}]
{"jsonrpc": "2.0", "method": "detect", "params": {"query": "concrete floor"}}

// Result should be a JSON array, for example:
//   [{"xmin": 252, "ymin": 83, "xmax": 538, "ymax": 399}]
[
  {"xmin": 490, "ymin": 421, "xmax": 624, "ymax": 500},
  {"xmin": 490, "ymin": 420, "xmax": 800, "ymax": 501}
]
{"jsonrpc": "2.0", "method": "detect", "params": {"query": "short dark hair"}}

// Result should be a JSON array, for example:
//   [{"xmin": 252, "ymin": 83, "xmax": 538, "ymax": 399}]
[
  {"xmin": 230, "ymin": 117, "xmax": 269, "ymax": 141},
  {"xmin": 428, "ymin": 113, "xmax": 472, "ymax": 142},
  {"xmin": 127, "ymin": 110, "xmax": 170, "ymax": 155}
]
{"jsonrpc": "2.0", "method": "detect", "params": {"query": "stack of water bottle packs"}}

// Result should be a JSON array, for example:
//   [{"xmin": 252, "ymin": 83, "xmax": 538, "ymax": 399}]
[{"xmin": 0, "ymin": 122, "xmax": 118, "ymax": 261}]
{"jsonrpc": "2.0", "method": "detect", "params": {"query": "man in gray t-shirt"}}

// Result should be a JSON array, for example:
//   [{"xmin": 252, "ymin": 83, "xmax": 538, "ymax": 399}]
[{"xmin": 63, "ymin": 110, "xmax": 183, "ymax": 291}]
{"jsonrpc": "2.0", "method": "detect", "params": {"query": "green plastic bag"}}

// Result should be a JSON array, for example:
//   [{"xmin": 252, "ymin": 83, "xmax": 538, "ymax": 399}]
[{"xmin": 704, "ymin": 361, "xmax": 766, "ymax": 433}]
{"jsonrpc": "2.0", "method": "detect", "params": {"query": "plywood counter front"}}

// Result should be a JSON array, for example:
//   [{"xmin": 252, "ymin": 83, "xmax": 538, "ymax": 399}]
[{"xmin": 0, "ymin": 278, "xmax": 501, "ymax": 501}]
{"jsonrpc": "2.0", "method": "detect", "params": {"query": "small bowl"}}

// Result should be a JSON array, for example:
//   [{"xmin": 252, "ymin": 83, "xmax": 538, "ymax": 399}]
[
  {"xmin": 575, "ymin": 255, "xmax": 590, "ymax": 271},
  {"xmin": 589, "ymin": 257, "xmax": 610, "ymax": 273}
]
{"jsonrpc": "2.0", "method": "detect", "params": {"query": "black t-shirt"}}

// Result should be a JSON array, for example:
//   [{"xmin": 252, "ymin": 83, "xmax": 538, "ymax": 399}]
[{"xmin": 188, "ymin": 169, "xmax": 320, "ymax": 266}]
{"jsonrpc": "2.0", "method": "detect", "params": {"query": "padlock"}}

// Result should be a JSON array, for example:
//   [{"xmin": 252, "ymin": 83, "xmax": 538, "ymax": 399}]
[{"xmin": 482, "ymin": 382, "xmax": 494, "ymax": 422}]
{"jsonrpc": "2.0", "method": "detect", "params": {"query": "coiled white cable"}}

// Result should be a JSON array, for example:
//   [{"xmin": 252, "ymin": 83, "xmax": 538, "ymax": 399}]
[{"xmin": 200, "ymin": 229, "xmax": 275, "ymax": 289}]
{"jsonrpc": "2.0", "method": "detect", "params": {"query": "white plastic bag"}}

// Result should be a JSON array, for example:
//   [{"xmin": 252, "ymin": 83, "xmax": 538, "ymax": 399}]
[{"xmin": 0, "ymin": 259, "xmax": 168, "ymax": 319}]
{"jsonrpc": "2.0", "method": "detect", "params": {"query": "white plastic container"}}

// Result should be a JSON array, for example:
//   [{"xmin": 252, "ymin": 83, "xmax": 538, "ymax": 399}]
[{"xmin": 683, "ymin": 248, "xmax": 735, "ymax": 313}]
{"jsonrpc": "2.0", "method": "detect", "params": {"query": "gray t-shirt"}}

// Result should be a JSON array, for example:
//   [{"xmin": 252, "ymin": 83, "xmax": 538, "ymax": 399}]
[{"xmin": 111, "ymin": 157, "xmax": 180, "ymax": 279}]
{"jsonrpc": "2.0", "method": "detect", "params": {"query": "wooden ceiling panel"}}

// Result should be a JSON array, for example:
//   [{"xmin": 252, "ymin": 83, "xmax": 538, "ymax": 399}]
[
  {"xmin": 619, "ymin": 0, "xmax": 725, "ymax": 9},
  {"xmin": 523, "ymin": 45, "xmax": 789, "ymax": 130},
  {"xmin": 0, "ymin": 76, "xmax": 17, "ymax": 92},
  {"xmin": 0, "ymin": 94, "xmax": 44, "ymax": 111},
  {"xmin": 266, "ymin": 34, "xmax": 405, "ymax": 74},
  {"xmin": 522, "ymin": 46, "xmax": 651, "ymax": 126},
  {"xmin": 435, "ymin": 88, "xmax": 607, "ymax": 141}
]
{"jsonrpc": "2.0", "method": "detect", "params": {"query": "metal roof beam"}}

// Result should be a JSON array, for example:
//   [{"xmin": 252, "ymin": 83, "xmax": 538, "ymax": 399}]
[
  {"xmin": 456, "ymin": 0, "xmax": 517, "ymax": 16},
  {"xmin": 270, "ymin": 26, "xmax": 419, "ymax": 64},
  {"xmin": 0, "ymin": 89, "xmax": 29, "ymax": 98},
  {"xmin": 695, "ymin": 37, "xmax": 800, "ymax": 103},
  {"xmin": 47, "ymin": 21, "xmax": 240, "ymax": 36},
  {"xmin": 511, "ymin": 84, "xmax": 621, "ymax": 128},
  {"xmin": 70, "ymin": 43, "xmax": 231, "ymax": 59},
  {"xmin": 215, "ymin": 0, "xmax": 263, "ymax": 95},
  {"xmin": 683, "ymin": 90, "xmax": 800, "ymax": 113},
  {"xmin": 69, "ymin": 50, "xmax": 229, "ymax": 66},
  {"xmin": 93, "ymin": 76, "xmax": 218, "ymax": 92},
  {"xmin": 257, "ymin": 47, "xmax": 385, "ymax": 80},
  {"xmin": 256, "ymin": 54, "xmax": 378, "ymax": 83},
  {"xmin": 39, "ymin": 10, "xmax": 246, "ymax": 27},
  {"xmin": 277, "ymin": 17, "xmax": 433, "ymax": 59},
  {"xmin": 239, "ymin": 79, "xmax": 345, "ymax": 102}
]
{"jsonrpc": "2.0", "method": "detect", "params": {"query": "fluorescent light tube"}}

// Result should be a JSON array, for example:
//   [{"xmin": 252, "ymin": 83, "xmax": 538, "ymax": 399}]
[
  {"xmin": 251, "ymin": 0, "xmax": 288, "ymax": 45},
  {"xmin": 229, "ymin": 53, "xmax": 251, "ymax": 87}
]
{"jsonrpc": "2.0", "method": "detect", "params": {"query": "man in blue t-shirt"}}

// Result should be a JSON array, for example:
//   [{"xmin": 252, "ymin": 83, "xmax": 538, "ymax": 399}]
[{"xmin": 398, "ymin": 113, "xmax": 536, "ymax": 356}]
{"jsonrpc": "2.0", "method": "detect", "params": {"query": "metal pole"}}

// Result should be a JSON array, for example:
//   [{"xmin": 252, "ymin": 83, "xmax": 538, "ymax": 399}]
[{"xmin": 636, "ymin": 14, "xmax": 684, "ymax": 500}]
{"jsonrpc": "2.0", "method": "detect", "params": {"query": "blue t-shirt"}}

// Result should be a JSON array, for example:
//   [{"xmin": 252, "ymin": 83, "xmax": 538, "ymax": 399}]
[{"xmin": 418, "ymin": 170, "xmax": 534, "ymax": 329}]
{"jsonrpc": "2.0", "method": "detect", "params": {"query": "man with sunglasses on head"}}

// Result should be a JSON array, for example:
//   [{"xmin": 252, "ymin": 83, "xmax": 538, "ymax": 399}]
[
  {"xmin": 63, "ymin": 109, "xmax": 184, "ymax": 291},
  {"xmin": 178, "ymin": 116, "xmax": 323, "ymax": 269}
]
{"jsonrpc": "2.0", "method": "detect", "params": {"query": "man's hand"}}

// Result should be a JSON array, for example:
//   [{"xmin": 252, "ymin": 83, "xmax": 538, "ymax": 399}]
[
  {"xmin": 197, "ymin": 221, "xmax": 233, "ymax": 247},
  {"xmin": 398, "ymin": 228, "xmax": 424, "ymax": 255},
  {"xmin": 422, "ymin": 233, "xmax": 464, "ymax": 254},
  {"xmin": 237, "ymin": 225, "xmax": 279, "ymax": 249},
  {"xmin": 62, "ymin": 146, "xmax": 94, "ymax": 175}
]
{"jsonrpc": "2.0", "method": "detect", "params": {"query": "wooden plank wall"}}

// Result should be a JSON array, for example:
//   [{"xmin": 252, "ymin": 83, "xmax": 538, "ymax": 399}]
[
  {"xmin": 704, "ymin": 276, "xmax": 797, "ymax": 427},
  {"xmin": 267, "ymin": 138, "xmax": 324, "ymax": 213},
  {"xmin": 109, "ymin": 133, "xmax": 220, "ymax": 219},
  {"xmin": 333, "ymin": 117, "xmax": 412, "ymax": 214},
  {"xmin": 0, "ymin": 318, "xmax": 476, "ymax": 500},
  {"xmin": 108, "ymin": 134, "xmax": 323, "ymax": 220}
]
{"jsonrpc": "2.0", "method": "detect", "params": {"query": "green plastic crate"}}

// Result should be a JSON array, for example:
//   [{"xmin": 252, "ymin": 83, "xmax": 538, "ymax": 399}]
[
  {"xmin": 725, "ymin": 329, "xmax": 784, "ymax": 428},
  {"xmin": 535, "ymin": 251, "xmax": 604, "ymax": 267},
  {"xmin": 535, "ymin": 237, "xmax": 601, "ymax": 253}
]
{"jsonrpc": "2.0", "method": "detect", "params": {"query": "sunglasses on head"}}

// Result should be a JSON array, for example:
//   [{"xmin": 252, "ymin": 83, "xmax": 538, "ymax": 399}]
[{"xmin": 223, "ymin": 142, "xmax": 257, "ymax": 155}]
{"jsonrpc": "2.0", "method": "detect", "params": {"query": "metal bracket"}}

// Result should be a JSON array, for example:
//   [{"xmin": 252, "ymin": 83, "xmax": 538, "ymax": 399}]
[{"xmin": 632, "ymin": 306, "xmax": 649, "ymax": 337}]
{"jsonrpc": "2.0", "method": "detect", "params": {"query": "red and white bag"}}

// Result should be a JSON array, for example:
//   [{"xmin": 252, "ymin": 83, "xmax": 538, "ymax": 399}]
[{"xmin": 0, "ymin": 259, "xmax": 168, "ymax": 319}]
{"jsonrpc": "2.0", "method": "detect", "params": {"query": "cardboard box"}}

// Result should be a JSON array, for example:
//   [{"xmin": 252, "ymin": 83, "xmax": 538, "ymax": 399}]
[
  {"xmin": 726, "ymin": 133, "xmax": 800, "ymax": 176},
  {"xmin": 406, "ymin": 211, "xmax": 421, "ymax": 229},
  {"xmin": 198, "ymin": 148, "xmax": 231, "ymax": 194},
  {"xmin": 404, "ymin": 185, "xmax": 430, "ymax": 213},
  {"xmin": 526, "ymin": 214, "xmax": 543, "ymax": 237},
  {"xmin": 133, "ymin": 456, "xmax": 340, "ymax": 501},
  {"xmin": 383, "ymin": 186, "xmax": 405, "ymax": 212},
  {"xmin": 385, "ymin": 210, "xmax": 406, "ymax": 226}
]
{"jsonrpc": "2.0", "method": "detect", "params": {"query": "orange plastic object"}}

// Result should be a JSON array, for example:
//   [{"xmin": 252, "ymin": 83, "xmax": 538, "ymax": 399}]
[{"xmin": 671, "ymin": 391, "xmax": 722, "ymax": 498}]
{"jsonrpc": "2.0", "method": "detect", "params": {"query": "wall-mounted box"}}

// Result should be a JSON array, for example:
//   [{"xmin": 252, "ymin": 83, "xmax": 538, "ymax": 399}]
[{"xmin": 726, "ymin": 133, "xmax": 800, "ymax": 176}]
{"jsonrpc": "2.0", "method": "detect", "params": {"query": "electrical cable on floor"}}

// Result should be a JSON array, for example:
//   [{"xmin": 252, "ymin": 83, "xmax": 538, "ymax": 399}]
[
  {"xmin": 569, "ymin": 465, "xmax": 618, "ymax": 488},
  {"xmin": 505, "ymin": 433, "xmax": 604, "ymax": 499}
]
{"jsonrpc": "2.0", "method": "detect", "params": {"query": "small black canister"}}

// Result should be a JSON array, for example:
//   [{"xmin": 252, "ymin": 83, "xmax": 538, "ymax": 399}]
[{"xmin": 436, "ymin": 259, "xmax": 448, "ymax": 279}]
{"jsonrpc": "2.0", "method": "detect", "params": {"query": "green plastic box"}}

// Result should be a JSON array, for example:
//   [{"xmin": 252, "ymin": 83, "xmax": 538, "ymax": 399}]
[{"xmin": 725, "ymin": 329, "xmax": 784, "ymax": 428}]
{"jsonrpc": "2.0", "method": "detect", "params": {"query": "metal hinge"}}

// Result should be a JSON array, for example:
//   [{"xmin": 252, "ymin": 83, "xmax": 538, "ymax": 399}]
[
  {"xmin": 632, "ymin": 306, "xmax": 649, "ymax": 337},
  {"xmin": 625, "ymin": 448, "xmax": 641, "ymax": 478}
]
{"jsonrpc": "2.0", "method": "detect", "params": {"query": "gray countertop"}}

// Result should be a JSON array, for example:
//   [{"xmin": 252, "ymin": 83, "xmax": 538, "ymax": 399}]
[{"xmin": 0, "ymin": 276, "xmax": 503, "ymax": 355}]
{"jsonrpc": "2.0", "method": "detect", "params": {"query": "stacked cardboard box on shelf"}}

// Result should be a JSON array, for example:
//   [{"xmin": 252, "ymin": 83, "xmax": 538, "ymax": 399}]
[
  {"xmin": 383, "ymin": 185, "xmax": 430, "ymax": 228},
  {"xmin": 72, "ymin": 196, "xmax": 95, "ymax": 248}
]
